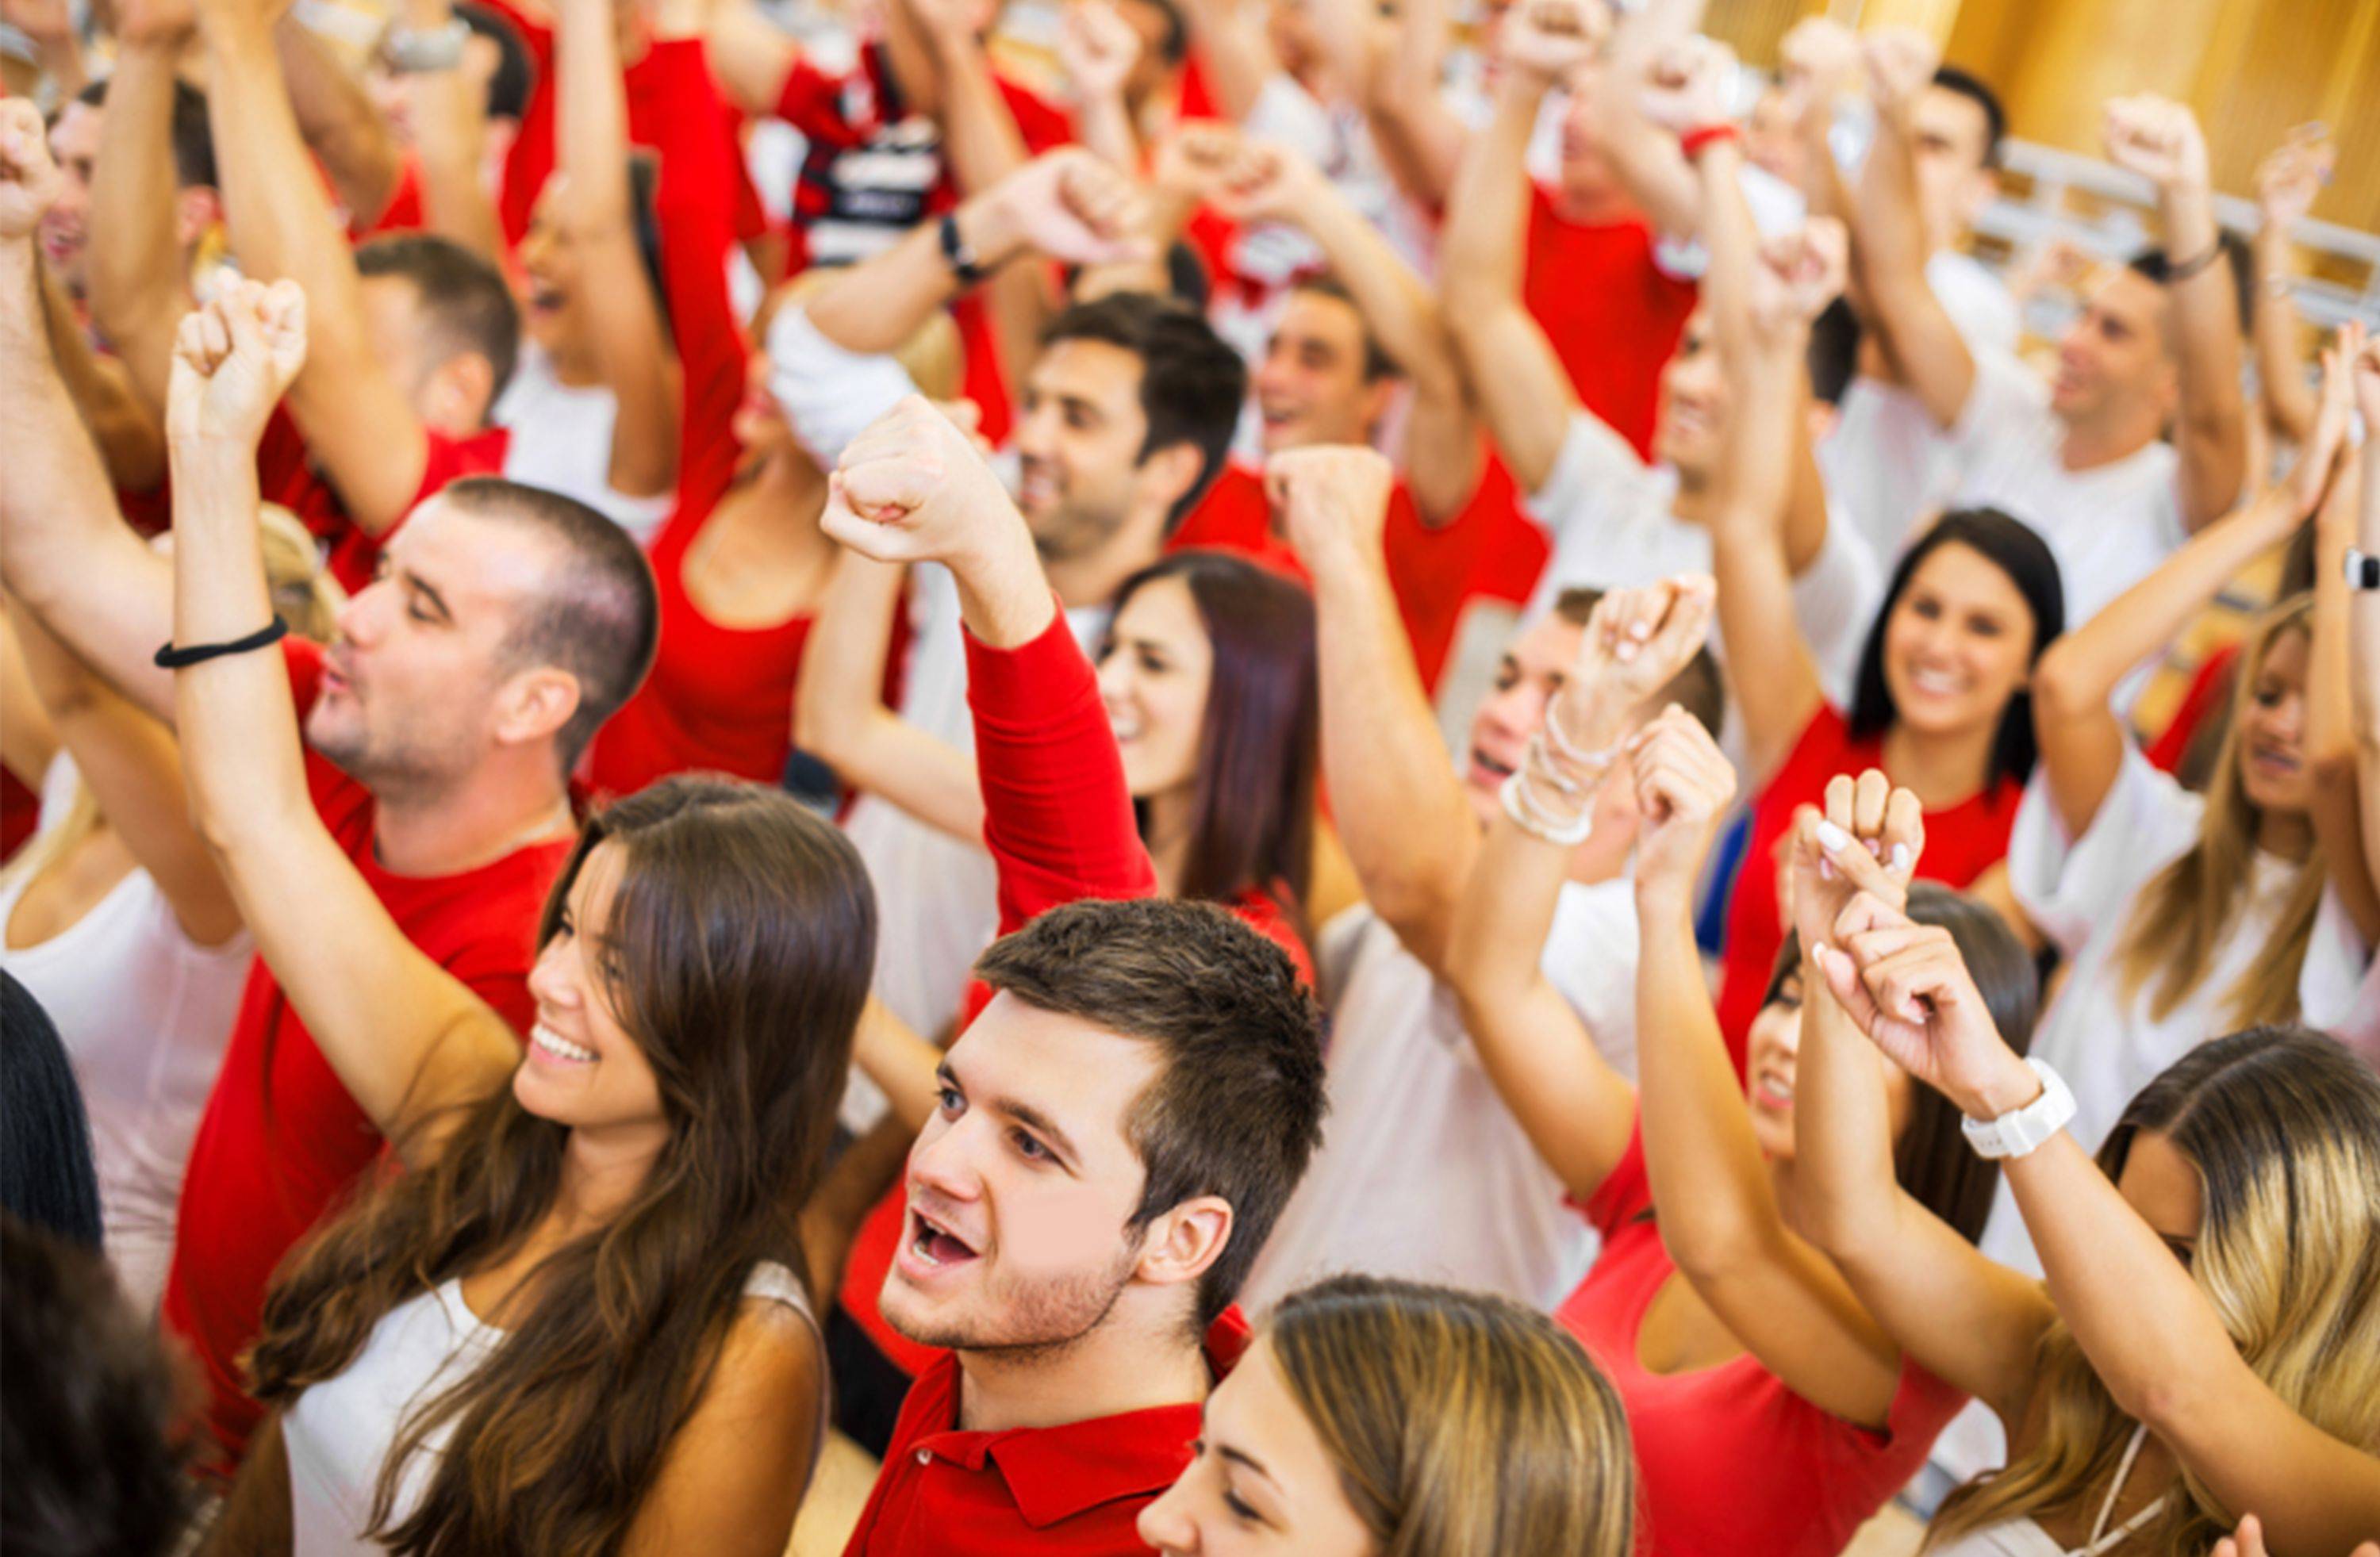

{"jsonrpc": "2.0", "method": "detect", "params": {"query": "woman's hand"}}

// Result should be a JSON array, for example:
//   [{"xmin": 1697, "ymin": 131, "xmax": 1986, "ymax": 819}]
[
  {"xmin": 1555, "ymin": 573, "xmax": 1718, "ymax": 755},
  {"xmin": 1785, "ymin": 768, "xmax": 1923, "ymax": 964},
  {"xmin": 2214, "ymin": 1511, "xmax": 2378, "ymax": 1557},
  {"xmin": 1629, "ymin": 705, "xmax": 1739, "ymax": 907}
]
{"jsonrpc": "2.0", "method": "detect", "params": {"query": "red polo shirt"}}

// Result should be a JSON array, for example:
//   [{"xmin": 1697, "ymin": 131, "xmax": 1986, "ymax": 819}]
[{"xmin": 843, "ymin": 1308, "xmax": 1251, "ymax": 1555}]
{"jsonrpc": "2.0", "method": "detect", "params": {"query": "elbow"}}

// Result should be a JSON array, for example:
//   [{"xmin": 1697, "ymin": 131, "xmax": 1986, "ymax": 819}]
[
  {"xmin": 1657, "ymin": 1206, "xmax": 1772, "ymax": 1288},
  {"xmin": 2029, "ymin": 642, "xmax": 2102, "ymax": 728}
]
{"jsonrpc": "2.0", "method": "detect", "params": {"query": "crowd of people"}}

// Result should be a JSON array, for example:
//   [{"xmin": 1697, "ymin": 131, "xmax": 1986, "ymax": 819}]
[{"xmin": 0, "ymin": 0, "xmax": 2375, "ymax": 1549}]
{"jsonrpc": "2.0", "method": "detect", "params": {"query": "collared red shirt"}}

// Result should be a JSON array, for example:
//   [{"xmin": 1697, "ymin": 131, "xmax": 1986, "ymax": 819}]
[{"xmin": 842, "ymin": 1309, "xmax": 1253, "ymax": 1556}]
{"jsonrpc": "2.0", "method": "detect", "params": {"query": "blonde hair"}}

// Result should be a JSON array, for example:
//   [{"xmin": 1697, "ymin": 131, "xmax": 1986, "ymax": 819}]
[
  {"xmin": 2111, "ymin": 597, "xmax": 2323, "ymax": 1030},
  {"xmin": 1925, "ymin": 1029, "xmax": 2380, "ymax": 1554},
  {"xmin": 0, "ymin": 508, "xmax": 346, "ymax": 901},
  {"xmin": 1268, "ymin": 1275, "xmax": 1637, "ymax": 1557}
]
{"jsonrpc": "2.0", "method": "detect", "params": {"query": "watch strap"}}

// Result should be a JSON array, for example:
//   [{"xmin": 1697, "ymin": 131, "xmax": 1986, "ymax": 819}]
[
  {"xmin": 2347, "ymin": 547, "xmax": 2380, "ymax": 592},
  {"xmin": 939, "ymin": 213, "xmax": 989, "ymax": 288}
]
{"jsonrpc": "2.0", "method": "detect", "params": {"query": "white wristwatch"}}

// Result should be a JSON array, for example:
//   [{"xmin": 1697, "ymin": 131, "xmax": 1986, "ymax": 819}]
[{"xmin": 1960, "ymin": 1058, "xmax": 2075, "ymax": 1160}]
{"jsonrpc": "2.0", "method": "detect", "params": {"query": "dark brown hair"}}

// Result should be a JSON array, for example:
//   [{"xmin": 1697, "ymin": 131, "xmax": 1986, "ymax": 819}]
[
  {"xmin": 248, "ymin": 777, "xmax": 874, "ymax": 1555},
  {"xmin": 973, "ymin": 897, "xmax": 1326, "ymax": 1331},
  {"xmin": 1107, "ymin": 551, "xmax": 1319, "ymax": 939},
  {"xmin": 1040, "ymin": 293, "xmax": 1248, "ymax": 531}
]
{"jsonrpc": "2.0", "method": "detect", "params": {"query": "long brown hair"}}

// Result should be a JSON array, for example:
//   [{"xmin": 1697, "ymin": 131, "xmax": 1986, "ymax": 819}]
[
  {"xmin": 1269, "ymin": 1274, "xmax": 1637, "ymax": 1557},
  {"xmin": 247, "ymin": 777, "xmax": 875, "ymax": 1555},
  {"xmin": 1925, "ymin": 1028, "xmax": 2380, "ymax": 1553},
  {"xmin": 2112, "ymin": 598, "xmax": 2324, "ymax": 1030}
]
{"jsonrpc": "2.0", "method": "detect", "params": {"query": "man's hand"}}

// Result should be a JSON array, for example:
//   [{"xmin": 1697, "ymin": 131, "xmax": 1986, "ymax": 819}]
[
  {"xmin": 1269, "ymin": 445, "xmax": 1395, "ymax": 570},
  {"xmin": 1860, "ymin": 28, "xmax": 1937, "ymax": 129},
  {"xmin": 1749, "ymin": 217, "xmax": 1850, "ymax": 343},
  {"xmin": 822, "ymin": 397, "xmax": 1024, "ymax": 569},
  {"xmin": 167, "ymin": 278, "xmax": 310, "ymax": 454},
  {"xmin": 1629, "ymin": 704, "xmax": 1738, "ymax": 905},
  {"xmin": 0, "ymin": 99, "xmax": 64, "ymax": 244},
  {"xmin": 965, "ymin": 148, "xmax": 1150, "ymax": 269},
  {"xmin": 1210, "ymin": 140, "xmax": 1324, "ymax": 229},
  {"xmin": 2104, "ymin": 94, "xmax": 2210, "ymax": 196},
  {"xmin": 2255, "ymin": 125, "xmax": 2334, "ymax": 233},
  {"xmin": 1059, "ymin": 0, "xmax": 1142, "ymax": 104},
  {"xmin": 1777, "ymin": 17, "xmax": 1860, "ymax": 132},
  {"xmin": 1498, "ymin": 0, "xmax": 1606, "ymax": 87},
  {"xmin": 1636, "ymin": 34, "xmax": 1737, "ymax": 137}
]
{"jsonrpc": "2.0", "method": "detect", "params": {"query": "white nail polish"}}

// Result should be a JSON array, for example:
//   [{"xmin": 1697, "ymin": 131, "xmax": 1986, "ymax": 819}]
[
  {"xmin": 1815, "ymin": 819, "xmax": 1852, "ymax": 853},
  {"xmin": 1890, "ymin": 843, "xmax": 1913, "ymax": 874}
]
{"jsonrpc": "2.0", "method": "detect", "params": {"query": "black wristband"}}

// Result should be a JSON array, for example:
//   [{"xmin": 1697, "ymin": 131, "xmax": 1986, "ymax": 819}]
[
  {"xmin": 2163, "ymin": 240, "xmax": 2227, "ymax": 283},
  {"xmin": 155, "ymin": 617, "xmax": 290, "ymax": 669},
  {"xmin": 940, "ymin": 212, "xmax": 990, "ymax": 288}
]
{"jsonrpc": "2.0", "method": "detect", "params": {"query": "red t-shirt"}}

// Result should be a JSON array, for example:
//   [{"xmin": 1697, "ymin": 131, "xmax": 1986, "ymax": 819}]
[
  {"xmin": 1713, "ymin": 706, "xmax": 2023, "ymax": 1067},
  {"xmin": 254, "ymin": 409, "xmax": 512, "ymax": 595},
  {"xmin": 581, "ymin": 478, "xmax": 815, "ymax": 800},
  {"xmin": 159, "ymin": 639, "xmax": 574, "ymax": 1471},
  {"xmin": 1524, "ymin": 189, "xmax": 1697, "ymax": 462},
  {"xmin": 844, "ymin": 1307, "xmax": 1251, "ymax": 1556},
  {"xmin": 1171, "ymin": 457, "xmax": 1547, "ymax": 693},
  {"xmin": 0, "ymin": 769, "xmax": 36, "ymax": 864},
  {"xmin": 1557, "ymin": 1124, "xmax": 1967, "ymax": 1557}
]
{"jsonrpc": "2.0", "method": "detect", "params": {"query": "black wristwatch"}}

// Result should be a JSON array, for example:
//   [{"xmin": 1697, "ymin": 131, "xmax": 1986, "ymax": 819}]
[
  {"xmin": 939, "ymin": 213, "xmax": 990, "ymax": 288},
  {"xmin": 2347, "ymin": 547, "xmax": 2380, "ymax": 593}
]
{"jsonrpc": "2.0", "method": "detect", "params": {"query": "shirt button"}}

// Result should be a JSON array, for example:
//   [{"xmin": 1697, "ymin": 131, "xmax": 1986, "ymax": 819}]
[{"xmin": 916, "ymin": 1449, "xmax": 931, "ymax": 1465}]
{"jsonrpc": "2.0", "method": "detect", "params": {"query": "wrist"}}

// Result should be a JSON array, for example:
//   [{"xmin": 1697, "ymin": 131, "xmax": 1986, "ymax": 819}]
[
  {"xmin": 1961, "ymin": 1052, "xmax": 2044, "ymax": 1122},
  {"xmin": 953, "ymin": 193, "xmax": 1027, "ymax": 274}
]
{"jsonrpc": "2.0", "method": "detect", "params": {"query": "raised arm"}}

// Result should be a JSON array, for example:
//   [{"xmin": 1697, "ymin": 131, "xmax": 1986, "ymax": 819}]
[
  {"xmin": 2248, "ymin": 132, "xmax": 2330, "ymax": 448},
  {"xmin": 83, "ymin": 25, "xmax": 194, "ymax": 420},
  {"xmin": 819, "ymin": 396, "xmax": 1156, "ymax": 931},
  {"xmin": 2103, "ymin": 96, "xmax": 2245, "ymax": 535},
  {"xmin": 1438, "ymin": 6, "xmax": 1592, "ymax": 493},
  {"xmin": 274, "ymin": 12, "xmax": 405, "ymax": 228},
  {"xmin": 701, "ymin": 0, "xmax": 803, "ymax": 114},
  {"xmin": 1173, "ymin": 0, "xmax": 1280, "ymax": 124},
  {"xmin": 1706, "ymin": 217, "xmax": 1837, "ymax": 786},
  {"xmin": 1361, "ymin": 0, "xmax": 1467, "ymax": 210},
  {"xmin": 555, "ymin": 0, "xmax": 681, "ymax": 500},
  {"xmin": 2350, "ymin": 332, "xmax": 2380, "ymax": 937},
  {"xmin": 401, "ymin": 0, "xmax": 507, "ymax": 263},
  {"xmin": 1852, "ymin": 29, "xmax": 1975, "ymax": 431},
  {"xmin": 1217, "ymin": 137, "xmax": 1480, "ymax": 521},
  {"xmin": 1058, "ymin": 0, "xmax": 1145, "ymax": 172},
  {"xmin": 1585, "ymin": 0, "xmax": 1703, "ymax": 240},
  {"xmin": 165, "ymin": 280, "xmax": 517, "ymax": 1166},
  {"xmin": 0, "ymin": 107, "xmax": 178, "ymax": 726},
  {"xmin": 2029, "ymin": 479, "xmax": 2315, "ymax": 841},
  {"xmin": 2305, "ymin": 324, "xmax": 2378, "ymax": 941},
  {"xmin": 1794, "ymin": 785, "xmax": 2056, "ymax": 1434},
  {"xmin": 198, "ymin": 0, "xmax": 443, "ymax": 535},
  {"xmin": 40, "ymin": 244, "xmax": 167, "ymax": 493}
]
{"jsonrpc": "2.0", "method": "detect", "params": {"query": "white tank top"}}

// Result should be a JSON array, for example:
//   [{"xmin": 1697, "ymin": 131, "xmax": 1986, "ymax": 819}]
[
  {"xmin": 493, "ymin": 341, "xmax": 676, "ymax": 545},
  {"xmin": 1930, "ymin": 1425, "xmax": 2167, "ymax": 1557},
  {"xmin": 0, "ymin": 755, "xmax": 251, "ymax": 1314},
  {"xmin": 282, "ymin": 1260, "xmax": 825, "ymax": 1555}
]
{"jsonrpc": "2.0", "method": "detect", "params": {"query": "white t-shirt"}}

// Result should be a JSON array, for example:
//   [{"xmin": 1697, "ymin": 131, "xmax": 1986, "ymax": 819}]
[
  {"xmin": 282, "ymin": 1261, "xmax": 820, "ymax": 1554},
  {"xmin": 1819, "ymin": 251, "xmax": 2021, "ymax": 567},
  {"xmin": 494, "ymin": 341, "xmax": 678, "ymax": 545},
  {"xmin": 1239, "ymin": 884, "xmax": 1637, "ymax": 1315},
  {"xmin": 0, "ymin": 756, "xmax": 252, "ymax": 1314},
  {"xmin": 1523, "ymin": 409, "xmax": 1883, "ymax": 709},
  {"xmin": 1940, "ymin": 351, "xmax": 2190, "ymax": 630}
]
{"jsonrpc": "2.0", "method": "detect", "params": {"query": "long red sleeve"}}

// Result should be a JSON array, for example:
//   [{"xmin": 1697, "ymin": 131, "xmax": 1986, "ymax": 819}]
[{"xmin": 965, "ymin": 607, "xmax": 1157, "ymax": 938}]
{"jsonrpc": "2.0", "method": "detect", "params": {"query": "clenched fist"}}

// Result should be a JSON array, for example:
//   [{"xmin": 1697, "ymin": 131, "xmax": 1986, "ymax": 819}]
[
  {"xmin": 1266, "ymin": 445, "xmax": 1395, "ymax": 569},
  {"xmin": 167, "ymin": 278, "xmax": 310, "ymax": 453},
  {"xmin": 0, "ymin": 98, "xmax": 63, "ymax": 242}
]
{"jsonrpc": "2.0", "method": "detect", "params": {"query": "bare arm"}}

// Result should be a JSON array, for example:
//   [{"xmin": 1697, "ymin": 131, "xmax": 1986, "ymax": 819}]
[
  {"xmin": 41, "ymin": 255, "xmax": 166, "ymax": 492},
  {"xmin": 1851, "ymin": 33, "xmax": 1975, "ymax": 431},
  {"xmin": 167, "ymin": 282, "xmax": 520, "ymax": 1167},
  {"xmin": 84, "ymin": 33, "xmax": 192, "ymax": 420},
  {"xmin": 1586, "ymin": 0, "xmax": 1702, "ymax": 239},
  {"xmin": 791, "ymin": 552, "xmax": 985, "ymax": 843},
  {"xmin": 1173, "ymin": 0, "xmax": 1279, "ymax": 124},
  {"xmin": 1058, "ymin": 0, "xmax": 1145, "ymax": 173},
  {"xmin": 701, "ymin": 0, "xmax": 803, "ymax": 114},
  {"xmin": 2351, "ymin": 339, "xmax": 2380, "ymax": 938},
  {"xmin": 401, "ymin": 0, "xmax": 507, "ymax": 263},
  {"xmin": 1439, "ymin": 68, "xmax": 1581, "ymax": 493},
  {"xmin": 2029, "ymin": 484, "xmax": 2305, "ymax": 840},
  {"xmin": 620, "ymin": 1309, "xmax": 822, "ymax": 1557},
  {"xmin": 555, "ymin": 0, "xmax": 681, "ymax": 500},
  {"xmin": 2248, "ymin": 136, "xmax": 2328, "ymax": 447},
  {"xmin": 850, "ymin": 995, "xmax": 945, "ymax": 1136},
  {"xmin": 274, "ymin": 13, "xmax": 404, "ymax": 228},
  {"xmin": 2303, "ymin": 333, "xmax": 2375, "ymax": 940},
  {"xmin": 0, "ymin": 608, "xmax": 61, "ymax": 787},
  {"xmin": 1361, "ymin": 0, "xmax": 1467, "ymax": 210},
  {"xmin": 10, "ymin": 604, "xmax": 243, "ymax": 946},
  {"xmin": 202, "ymin": 2, "xmax": 443, "ymax": 537}
]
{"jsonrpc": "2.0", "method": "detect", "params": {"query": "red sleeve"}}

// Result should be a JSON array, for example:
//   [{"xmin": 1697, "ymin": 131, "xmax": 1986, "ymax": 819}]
[
  {"xmin": 1578, "ymin": 1116, "xmax": 1652, "ymax": 1240},
  {"xmin": 965, "ymin": 605, "xmax": 1157, "ymax": 936}
]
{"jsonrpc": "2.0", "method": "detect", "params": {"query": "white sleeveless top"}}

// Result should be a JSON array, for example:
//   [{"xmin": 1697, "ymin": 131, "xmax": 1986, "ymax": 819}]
[
  {"xmin": 282, "ymin": 1260, "xmax": 825, "ymax": 1555},
  {"xmin": 1931, "ymin": 1425, "xmax": 2167, "ymax": 1557},
  {"xmin": 0, "ymin": 755, "xmax": 251, "ymax": 1314},
  {"xmin": 494, "ymin": 341, "xmax": 677, "ymax": 545}
]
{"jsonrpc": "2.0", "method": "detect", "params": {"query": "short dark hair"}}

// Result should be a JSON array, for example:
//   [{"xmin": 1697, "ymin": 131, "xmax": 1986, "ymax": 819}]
[
  {"xmin": 0, "ymin": 975, "xmax": 102, "ymax": 1252},
  {"xmin": 1289, "ymin": 277, "xmax": 1398, "ymax": 382},
  {"xmin": 441, "ymin": 477, "xmax": 660, "ymax": 771},
  {"xmin": 1806, "ymin": 297, "xmax": 1863, "ymax": 408},
  {"xmin": 973, "ymin": 898, "xmax": 1327, "ymax": 1331},
  {"xmin": 2129, "ymin": 232, "xmax": 2254, "ymax": 335},
  {"xmin": 1549, "ymin": 587, "xmax": 1727, "ymax": 741},
  {"xmin": 1041, "ymin": 293, "xmax": 1249, "ymax": 532},
  {"xmin": 75, "ymin": 75, "xmax": 216, "ymax": 190},
  {"xmin": 1847, "ymin": 508, "xmax": 2063, "ymax": 789},
  {"xmin": 355, "ymin": 233, "xmax": 523, "ymax": 406},
  {"xmin": 1929, "ymin": 65, "xmax": 2006, "ymax": 170},
  {"xmin": 455, "ymin": 0, "xmax": 537, "ymax": 123},
  {"xmin": 0, "ymin": 1218, "xmax": 192, "ymax": 1557}
]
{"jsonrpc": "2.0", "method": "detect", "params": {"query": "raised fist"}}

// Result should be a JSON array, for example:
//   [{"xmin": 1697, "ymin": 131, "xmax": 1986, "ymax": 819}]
[
  {"xmin": 1776, "ymin": 17, "xmax": 1859, "ymax": 125},
  {"xmin": 1499, "ymin": 0, "xmax": 1607, "ymax": 86},
  {"xmin": 1785, "ymin": 767, "xmax": 1922, "ymax": 964},
  {"xmin": 1749, "ymin": 217, "xmax": 1850, "ymax": 337},
  {"xmin": 2103, "ymin": 94, "xmax": 2209, "ymax": 194},
  {"xmin": 2255, "ymin": 125, "xmax": 2332, "ymax": 232},
  {"xmin": 1636, "ymin": 34, "xmax": 1737, "ymax": 137},
  {"xmin": 167, "ymin": 278, "xmax": 311, "ymax": 451},
  {"xmin": 0, "ymin": 98, "xmax": 63, "ymax": 242},
  {"xmin": 985, "ymin": 148, "xmax": 1150, "ymax": 267},
  {"xmin": 820, "ymin": 397, "xmax": 1027, "ymax": 573},
  {"xmin": 1629, "ymin": 704, "xmax": 1738, "ymax": 898},
  {"xmin": 1860, "ymin": 27, "xmax": 1938, "ymax": 125},
  {"xmin": 1266, "ymin": 444, "xmax": 1395, "ymax": 568},
  {"xmin": 1150, "ymin": 122, "xmax": 1247, "ymax": 202},
  {"xmin": 1059, "ymin": 0, "xmax": 1142, "ymax": 103},
  {"xmin": 1568, "ymin": 573, "xmax": 1715, "ymax": 722},
  {"xmin": 2294, "ymin": 318, "xmax": 2367, "ymax": 520},
  {"xmin": 1209, "ymin": 140, "xmax": 1322, "ymax": 229}
]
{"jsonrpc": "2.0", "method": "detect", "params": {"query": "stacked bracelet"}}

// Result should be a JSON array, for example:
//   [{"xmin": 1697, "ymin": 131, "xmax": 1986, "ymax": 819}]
[{"xmin": 1500, "ymin": 701, "xmax": 1626, "ymax": 846}]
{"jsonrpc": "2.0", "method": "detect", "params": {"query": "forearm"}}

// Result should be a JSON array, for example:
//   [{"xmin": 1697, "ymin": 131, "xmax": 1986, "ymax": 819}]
[
  {"xmin": 42, "ymin": 264, "xmax": 165, "ymax": 493},
  {"xmin": 1796, "ymin": 980, "xmax": 1915, "ymax": 1261},
  {"xmin": 404, "ymin": 0, "xmax": 505, "ymax": 263},
  {"xmin": 2308, "ymin": 456, "xmax": 2379, "ymax": 938},
  {"xmin": 1297, "ymin": 189, "xmax": 1461, "ymax": 405},
  {"xmin": 1075, "ymin": 93, "xmax": 1140, "ymax": 172},
  {"xmin": 931, "ymin": 30, "xmax": 1032, "ymax": 196},
  {"xmin": 2356, "ymin": 443, "xmax": 2380, "ymax": 910},
  {"xmin": 702, "ymin": 0, "xmax": 801, "ymax": 116},
  {"xmin": 85, "ymin": 39, "xmax": 190, "ymax": 416},
  {"xmin": 1856, "ymin": 105, "xmax": 1974, "ymax": 428},
  {"xmin": 2250, "ymin": 224, "xmax": 2316, "ymax": 443},
  {"xmin": 2159, "ymin": 179, "xmax": 2247, "ymax": 529},
  {"xmin": 853, "ymin": 997, "xmax": 945, "ymax": 1135},
  {"xmin": 804, "ymin": 202, "xmax": 992, "ymax": 356},
  {"xmin": 1176, "ymin": 0, "xmax": 1276, "ymax": 122},
  {"xmin": 275, "ymin": 14, "xmax": 403, "ymax": 225},
  {"xmin": 1439, "ymin": 76, "xmax": 1537, "ymax": 319},
  {"xmin": 1365, "ymin": 0, "xmax": 1465, "ymax": 208}
]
